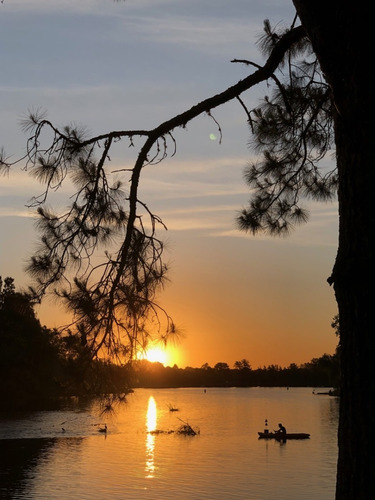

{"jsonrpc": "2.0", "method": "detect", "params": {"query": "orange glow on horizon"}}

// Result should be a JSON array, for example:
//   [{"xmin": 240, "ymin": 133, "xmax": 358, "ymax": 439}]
[
  {"xmin": 145, "ymin": 347, "xmax": 168, "ymax": 365},
  {"xmin": 138, "ymin": 345, "xmax": 180, "ymax": 367}
]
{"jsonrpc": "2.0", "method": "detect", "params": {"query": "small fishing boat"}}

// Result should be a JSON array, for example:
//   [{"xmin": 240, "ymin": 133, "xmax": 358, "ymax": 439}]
[{"xmin": 258, "ymin": 431, "xmax": 310, "ymax": 440}]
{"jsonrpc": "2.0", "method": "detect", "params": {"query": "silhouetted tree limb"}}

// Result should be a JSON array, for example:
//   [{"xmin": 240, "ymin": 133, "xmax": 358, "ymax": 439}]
[{"xmin": 2, "ymin": 23, "xmax": 307, "ymax": 364}]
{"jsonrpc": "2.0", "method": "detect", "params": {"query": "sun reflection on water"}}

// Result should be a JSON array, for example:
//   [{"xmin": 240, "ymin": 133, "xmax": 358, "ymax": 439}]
[{"xmin": 145, "ymin": 396, "xmax": 157, "ymax": 478}]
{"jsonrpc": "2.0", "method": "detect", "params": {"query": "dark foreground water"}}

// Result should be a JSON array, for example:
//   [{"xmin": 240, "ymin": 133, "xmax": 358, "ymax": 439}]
[{"xmin": 0, "ymin": 387, "xmax": 338, "ymax": 499}]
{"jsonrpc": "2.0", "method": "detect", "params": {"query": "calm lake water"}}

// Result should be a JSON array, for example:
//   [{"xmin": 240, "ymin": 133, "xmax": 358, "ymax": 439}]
[{"xmin": 0, "ymin": 387, "xmax": 338, "ymax": 500}]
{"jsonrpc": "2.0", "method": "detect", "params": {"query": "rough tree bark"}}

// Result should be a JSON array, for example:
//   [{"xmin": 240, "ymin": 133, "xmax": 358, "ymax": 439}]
[{"xmin": 293, "ymin": 1, "xmax": 375, "ymax": 498}]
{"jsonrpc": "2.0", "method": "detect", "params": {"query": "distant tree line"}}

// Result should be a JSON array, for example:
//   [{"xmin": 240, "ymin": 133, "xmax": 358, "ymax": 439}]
[
  {"xmin": 130, "ymin": 354, "xmax": 339, "ymax": 389},
  {"xmin": 1, "ymin": 276, "xmax": 338, "ymax": 410}
]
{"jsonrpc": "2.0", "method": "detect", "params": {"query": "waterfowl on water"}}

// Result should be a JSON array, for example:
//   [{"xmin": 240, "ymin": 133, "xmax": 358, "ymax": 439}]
[{"xmin": 98, "ymin": 424, "xmax": 107, "ymax": 433}]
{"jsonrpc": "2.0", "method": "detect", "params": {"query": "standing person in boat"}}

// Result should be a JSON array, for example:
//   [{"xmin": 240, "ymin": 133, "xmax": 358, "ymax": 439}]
[{"xmin": 275, "ymin": 423, "xmax": 287, "ymax": 435}]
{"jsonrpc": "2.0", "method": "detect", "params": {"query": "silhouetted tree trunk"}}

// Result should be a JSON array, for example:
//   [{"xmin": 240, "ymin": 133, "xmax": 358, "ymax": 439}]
[{"xmin": 293, "ymin": 2, "xmax": 375, "ymax": 498}]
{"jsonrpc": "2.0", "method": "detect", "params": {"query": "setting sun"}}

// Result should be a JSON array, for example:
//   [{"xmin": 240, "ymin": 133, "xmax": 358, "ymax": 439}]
[
  {"xmin": 137, "ymin": 344, "xmax": 181, "ymax": 366},
  {"xmin": 145, "ymin": 348, "xmax": 168, "ymax": 365}
]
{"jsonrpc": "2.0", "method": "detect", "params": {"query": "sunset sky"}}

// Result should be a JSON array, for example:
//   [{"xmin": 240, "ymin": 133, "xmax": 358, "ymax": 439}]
[{"xmin": 0, "ymin": 0, "xmax": 338, "ymax": 369}]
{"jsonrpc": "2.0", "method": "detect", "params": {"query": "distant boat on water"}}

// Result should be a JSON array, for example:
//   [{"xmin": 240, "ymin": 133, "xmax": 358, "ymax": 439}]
[
  {"xmin": 313, "ymin": 389, "xmax": 339, "ymax": 396},
  {"xmin": 258, "ymin": 431, "xmax": 310, "ymax": 440}
]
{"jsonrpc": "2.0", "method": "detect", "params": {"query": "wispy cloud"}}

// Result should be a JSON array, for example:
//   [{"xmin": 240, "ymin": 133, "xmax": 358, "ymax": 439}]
[
  {"xmin": 114, "ymin": 15, "xmax": 260, "ymax": 57},
  {"xmin": 0, "ymin": 208, "xmax": 35, "ymax": 218}
]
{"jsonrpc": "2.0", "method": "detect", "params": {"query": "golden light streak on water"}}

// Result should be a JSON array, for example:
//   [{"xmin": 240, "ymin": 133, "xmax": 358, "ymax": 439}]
[{"xmin": 145, "ymin": 396, "xmax": 157, "ymax": 478}]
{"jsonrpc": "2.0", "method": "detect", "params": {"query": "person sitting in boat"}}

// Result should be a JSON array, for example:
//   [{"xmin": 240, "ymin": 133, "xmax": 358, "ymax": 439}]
[{"xmin": 275, "ymin": 423, "xmax": 287, "ymax": 435}]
